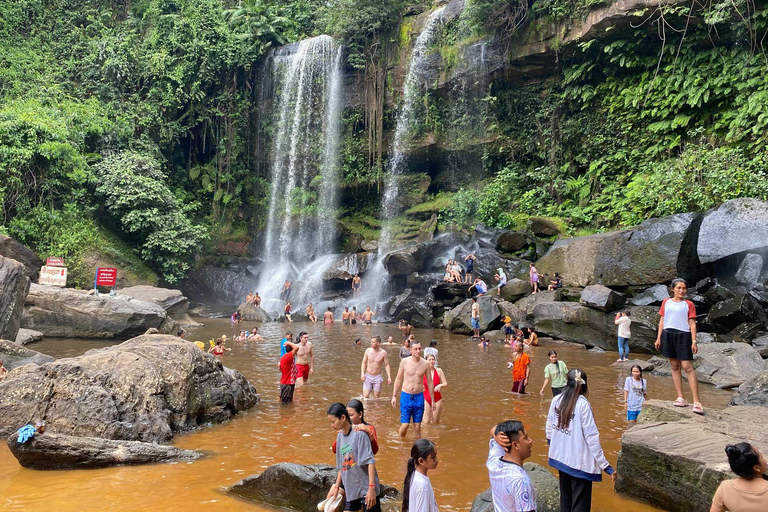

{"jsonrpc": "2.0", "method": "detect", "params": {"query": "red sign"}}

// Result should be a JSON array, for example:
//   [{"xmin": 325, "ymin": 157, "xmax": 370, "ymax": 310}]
[
  {"xmin": 96, "ymin": 267, "xmax": 117, "ymax": 287},
  {"xmin": 46, "ymin": 257, "xmax": 65, "ymax": 267}
]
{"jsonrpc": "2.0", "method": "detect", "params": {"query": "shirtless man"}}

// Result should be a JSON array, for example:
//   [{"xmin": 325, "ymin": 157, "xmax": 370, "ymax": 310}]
[
  {"xmin": 342, "ymin": 307, "xmax": 351, "ymax": 325},
  {"xmin": 352, "ymin": 274, "xmax": 362, "ymax": 298},
  {"xmin": 253, "ymin": 292, "xmax": 261, "ymax": 307},
  {"xmin": 382, "ymin": 335, "xmax": 398, "ymax": 346},
  {"xmin": 361, "ymin": 336, "xmax": 392, "ymax": 399},
  {"xmin": 391, "ymin": 341, "xmax": 435, "ymax": 437},
  {"xmin": 306, "ymin": 303, "xmax": 317, "ymax": 323},
  {"xmin": 471, "ymin": 297, "xmax": 481, "ymax": 339},
  {"xmin": 295, "ymin": 331, "xmax": 314, "ymax": 387},
  {"xmin": 323, "ymin": 307, "xmax": 334, "ymax": 324},
  {"xmin": 245, "ymin": 292, "xmax": 253, "ymax": 304},
  {"xmin": 398, "ymin": 319, "xmax": 412, "ymax": 339},
  {"xmin": 362, "ymin": 306, "xmax": 375, "ymax": 325}
]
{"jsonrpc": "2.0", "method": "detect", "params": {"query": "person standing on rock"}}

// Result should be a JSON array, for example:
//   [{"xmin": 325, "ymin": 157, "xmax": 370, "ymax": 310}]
[
  {"xmin": 402, "ymin": 438, "xmax": 440, "ymax": 512},
  {"xmin": 284, "ymin": 302, "xmax": 292, "ymax": 323},
  {"xmin": 529, "ymin": 264, "xmax": 539, "ymax": 294},
  {"xmin": 306, "ymin": 303, "xmax": 317, "ymax": 322},
  {"xmin": 487, "ymin": 419, "xmax": 536, "ymax": 512},
  {"xmin": 494, "ymin": 267, "xmax": 507, "ymax": 295},
  {"xmin": 540, "ymin": 350, "xmax": 568, "ymax": 397},
  {"xmin": 471, "ymin": 297, "xmax": 481, "ymax": 339},
  {"xmin": 391, "ymin": 341, "xmax": 436, "ymax": 437},
  {"xmin": 654, "ymin": 278, "xmax": 704, "ymax": 414},
  {"xmin": 325, "ymin": 402, "xmax": 381, "ymax": 512},
  {"xmin": 279, "ymin": 341, "xmax": 300, "ymax": 403},
  {"xmin": 711, "ymin": 442, "xmax": 768, "ymax": 512},
  {"xmin": 352, "ymin": 274, "xmax": 362, "ymax": 298},
  {"xmin": 295, "ymin": 332, "xmax": 314, "ymax": 387},
  {"xmin": 361, "ymin": 336, "xmax": 392, "ymax": 399},
  {"xmin": 546, "ymin": 369, "xmax": 616, "ymax": 512},
  {"xmin": 280, "ymin": 280, "xmax": 291, "ymax": 301},
  {"xmin": 464, "ymin": 254, "xmax": 476, "ymax": 283},
  {"xmin": 614, "ymin": 311, "xmax": 632, "ymax": 362}
]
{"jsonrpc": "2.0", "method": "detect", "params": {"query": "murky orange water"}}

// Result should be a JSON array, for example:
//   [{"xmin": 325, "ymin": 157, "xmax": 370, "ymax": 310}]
[{"xmin": 0, "ymin": 318, "xmax": 732, "ymax": 511}]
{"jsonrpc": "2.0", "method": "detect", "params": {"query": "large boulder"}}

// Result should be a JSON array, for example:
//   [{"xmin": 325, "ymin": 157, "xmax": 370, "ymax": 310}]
[
  {"xmin": 515, "ymin": 289, "xmax": 566, "ymax": 317},
  {"xmin": 0, "ymin": 235, "xmax": 43, "ymax": 281},
  {"xmin": 629, "ymin": 284, "xmax": 670, "ymax": 306},
  {"xmin": 734, "ymin": 253, "xmax": 764, "ymax": 288},
  {"xmin": 579, "ymin": 284, "xmax": 626, "ymax": 312},
  {"xmin": 469, "ymin": 249, "xmax": 529, "ymax": 283},
  {"xmin": 499, "ymin": 278, "xmax": 530, "ymax": 302},
  {"xmin": 752, "ymin": 335, "xmax": 768, "ymax": 358},
  {"xmin": 536, "ymin": 212, "xmax": 701, "ymax": 287},
  {"xmin": 229, "ymin": 463, "xmax": 399, "ymax": 511},
  {"xmin": 0, "ymin": 339, "xmax": 53, "ymax": 370},
  {"xmin": 21, "ymin": 284, "xmax": 167, "ymax": 339},
  {"xmin": 496, "ymin": 231, "xmax": 529, "ymax": 253},
  {"xmin": 0, "ymin": 335, "xmax": 258, "ymax": 441},
  {"xmin": 649, "ymin": 342, "xmax": 765, "ymax": 389},
  {"xmin": 616, "ymin": 404, "xmax": 768, "ymax": 512},
  {"xmin": 533, "ymin": 302, "xmax": 659, "ymax": 353},
  {"xmin": 697, "ymin": 198, "xmax": 768, "ymax": 264},
  {"xmin": 118, "ymin": 286, "xmax": 189, "ymax": 317},
  {"xmin": 0, "ymin": 255, "xmax": 30, "ymax": 343},
  {"xmin": 527, "ymin": 217, "xmax": 562, "ymax": 237},
  {"xmin": 7, "ymin": 432, "xmax": 201, "ymax": 470},
  {"xmin": 238, "ymin": 303, "xmax": 271, "ymax": 323},
  {"xmin": 443, "ymin": 296, "xmax": 502, "ymax": 334},
  {"xmin": 322, "ymin": 253, "xmax": 376, "ymax": 281},
  {"xmin": 182, "ymin": 263, "xmax": 259, "ymax": 304},
  {"xmin": 469, "ymin": 462, "xmax": 559, "ymax": 512},
  {"xmin": 382, "ymin": 233, "xmax": 471, "ymax": 276},
  {"xmin": 706, "ymin": 293, "xmax": 768, "ymax": 332},
  {"xmin": 14, "ymin": 329, "xmax": 43, "ymax": 346},
  {"xmin": 731, "ymin": 367, "xmax": 768, "ymax": 405}
]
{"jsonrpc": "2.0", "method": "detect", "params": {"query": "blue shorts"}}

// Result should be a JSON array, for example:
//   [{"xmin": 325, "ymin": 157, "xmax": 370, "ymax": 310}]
[
  {"xmin": 400, "ymin": 392, "xmax": 425, "ymax": 424},
  {"xmin": 471, "ymin": 318, "xmax": 480, "ymax": 329},
  {"xmin": 627, "ymin": 409, "xmax": 641, "ymax": 421}
]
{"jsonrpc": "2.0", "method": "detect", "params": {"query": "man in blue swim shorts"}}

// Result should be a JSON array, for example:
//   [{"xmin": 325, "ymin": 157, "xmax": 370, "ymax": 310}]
[{"xmin": 391, "ymin": 341, "xmax": 436, "ymax": 438}]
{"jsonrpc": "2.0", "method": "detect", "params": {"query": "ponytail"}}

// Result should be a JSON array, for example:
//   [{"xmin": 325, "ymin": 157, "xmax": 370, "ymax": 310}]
[
  {"xmin": 556, "ymin": 369, "xmax": 589, "ymax": 430},
  {"xmin": 402, "ymin": 439, "xmax": 436, "ymax": 512}
]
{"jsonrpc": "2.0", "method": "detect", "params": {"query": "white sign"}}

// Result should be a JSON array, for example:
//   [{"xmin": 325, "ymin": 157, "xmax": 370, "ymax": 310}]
[{"xmin": 39, "ymin": 266, "xmax": 68, "ymax": 287}]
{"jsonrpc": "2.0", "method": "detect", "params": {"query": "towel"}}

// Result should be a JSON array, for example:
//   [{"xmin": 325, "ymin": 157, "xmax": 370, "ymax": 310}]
[{"xmin": 17, "ymin": 424, "xmax": 36, "ymax": 444}]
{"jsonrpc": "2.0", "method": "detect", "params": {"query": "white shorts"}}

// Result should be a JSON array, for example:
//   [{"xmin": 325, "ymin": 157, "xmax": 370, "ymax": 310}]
[{"xmin": 363, "ymin": 373, "xmax": 384, "ymax": 392}]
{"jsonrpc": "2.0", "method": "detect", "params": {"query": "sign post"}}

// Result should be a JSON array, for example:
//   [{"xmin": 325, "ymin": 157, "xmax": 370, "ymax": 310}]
[
  {"xmin": 95, "ymin": 267, "xmax": 117, "ymax": 295},
  {"xmin": 39, "ymin": 266, "xmax": 68, "ymax": 287}
]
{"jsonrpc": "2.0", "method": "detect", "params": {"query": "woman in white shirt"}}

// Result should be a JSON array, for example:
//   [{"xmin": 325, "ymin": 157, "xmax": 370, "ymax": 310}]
[
  {"xmin": 654, "ymin": 278, "xmax": 703, "ymax": 414},
  {"xmin": 614, "ymin": 311, "xmax": 631, "ymax": 362},
  {"xmin": 402, "ymin": 439, "xmax": 439, "ymax": 512}
]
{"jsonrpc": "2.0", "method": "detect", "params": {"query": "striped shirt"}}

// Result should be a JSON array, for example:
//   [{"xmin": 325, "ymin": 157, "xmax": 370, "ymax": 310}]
[{"xmin": 486, "ymin": 439, "xmax": 536, "ymax": 512}]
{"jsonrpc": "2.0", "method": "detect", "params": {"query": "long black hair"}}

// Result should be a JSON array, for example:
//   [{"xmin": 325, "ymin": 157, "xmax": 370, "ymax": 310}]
[
  {"xmin": 346, "ymin": 399, "xmax": 368, "ymax": 425},
  {"xmin": 402, "ymin": 438, "xmax": 436, "ymax": 512},
  {"xmin": 556, "ymin": 369, "xmax": 589, "ymax": 430},
  {"xmin": 629, "ymin": 364, "xmax": 646, "ymax": 392},
  {"xmin": 548, "ymin": 350, "xmax": 561, "ymax": 376},
  {"xmin": 726, "ymin": 442, "xmax": 761, "ymax": 479},
  {"xmin": 327, "ymin": 402, "xmax": 351, "ymax": 423}
]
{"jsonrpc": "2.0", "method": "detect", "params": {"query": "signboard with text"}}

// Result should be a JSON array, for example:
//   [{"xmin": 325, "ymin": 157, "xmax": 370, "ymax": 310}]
[
  {"xmin": 95, "ymin": 267, "xmax": 117, "ymax": 287},
  {"xmin": 39, "ymin": 266, "xmax": 68, "ymax": 287},
  {"xmin": 46, "ymin": 257, "xmax": 66, "ymax": 267}
]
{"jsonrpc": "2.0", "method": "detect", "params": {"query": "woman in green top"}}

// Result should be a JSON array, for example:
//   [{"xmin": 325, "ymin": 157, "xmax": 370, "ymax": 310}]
[{"xmin": 540, "ymin": 350, "xmax": 568, "ymax": 396}]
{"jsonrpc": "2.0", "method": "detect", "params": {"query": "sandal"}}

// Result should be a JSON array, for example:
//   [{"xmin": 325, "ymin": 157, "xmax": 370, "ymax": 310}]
[
  {"xmin": 673, "ymin": 397, "xmax": 689, "ymax": 407},
  {"xmin": 692, "ymin": 402, "xmax": 704, "ymax": 415}
]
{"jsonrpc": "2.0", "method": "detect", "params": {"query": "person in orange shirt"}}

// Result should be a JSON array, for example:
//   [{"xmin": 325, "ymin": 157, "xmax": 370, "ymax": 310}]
[{"xmin": 511, "ymin": 342, "xmax": 531, "ymax": 394}]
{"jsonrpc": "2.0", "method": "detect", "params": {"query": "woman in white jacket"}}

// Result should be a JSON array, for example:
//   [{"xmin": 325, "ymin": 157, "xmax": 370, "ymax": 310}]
[{"xmin": 546, "ymin": 369, "xmax": 617, "ymax": 512}]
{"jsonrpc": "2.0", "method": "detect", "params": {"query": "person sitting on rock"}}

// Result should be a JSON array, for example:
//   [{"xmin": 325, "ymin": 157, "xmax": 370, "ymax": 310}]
[
  {"xmin": 548, "ymin": 273, "xmax": 562, "ymax": 291},
  {"xmin": 494, "ymin": 267, "xmax": 507, "ymax": 295},
  {"xmin": 443, "ymin": 270, "xmax": 455, "ymax": 283},
  {"xmin": 711, "ymin": 442, "xmax": 768, "ymax": 512},
  {"xmin": 469, "ymin": 277, "xmax": 488, "ymax": 296},
  {"xmin": 306, "ymin": 302, "xmax": 317, "ymax": 323},
  {"xmin": 252, "ymin": 292, "xmax": 261, "ymax": 307},
  {"xmin": 245, "ymin": 292, "xmax": 253, "ymax": 304},
  {"xmin": 524, "ymin": 328, "xmax": 538, "ymax": 347},
  {"xmin": 0, "ymin": 360, "xmax": 7, "ymax": 382}
]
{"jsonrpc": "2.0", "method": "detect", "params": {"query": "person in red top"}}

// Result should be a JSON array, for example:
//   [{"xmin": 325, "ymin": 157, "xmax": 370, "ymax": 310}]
[
  {"xmin": 279, "ymin": 341, "xmax": 300, "ymax": 403},
  {"xmin": 511, "ymin": 341, "xmax": 531, "ymax": 394},
  {"xmin": 331, "ymin": 399, "xmax": 379, "ymax": 455},
  {"xmin": 654, "ymin": 278, "xmax": 703, "ymax": 414},
  {"xmin": 423, "ymin": 354, "xmax": 447, "ymax": 424}
]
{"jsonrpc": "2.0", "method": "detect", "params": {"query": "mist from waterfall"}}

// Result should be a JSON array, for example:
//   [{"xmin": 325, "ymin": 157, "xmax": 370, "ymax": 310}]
[{"xmin": 256, "ymin": 36, "xmax": 344, "ymax": 311}]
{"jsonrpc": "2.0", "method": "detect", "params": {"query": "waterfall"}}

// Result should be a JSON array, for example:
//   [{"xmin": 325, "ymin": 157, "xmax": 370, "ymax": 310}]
[
  {"xmin": 379, "ymin": 7, "xmax": 446, "ymax": 254},
  {"xmin": 256, "ymin": 36, "xmax": 344, "ymax": 311}
]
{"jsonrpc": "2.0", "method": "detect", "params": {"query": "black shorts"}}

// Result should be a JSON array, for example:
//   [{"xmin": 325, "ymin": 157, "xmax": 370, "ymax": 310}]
[
  {"xmin": 345, "ymin": 496, "xmax": 381, "ymax": 512},
  {"xmin": 280, "ymin": 384, "xmax": 295, "ymax": 403},
  {"xmin": 661, "ymin": 328, "xmax": 694, "ymax": 361},
  {"xmin": 552, "ymin": 386, "xmax": 565, "ymax": 396}
]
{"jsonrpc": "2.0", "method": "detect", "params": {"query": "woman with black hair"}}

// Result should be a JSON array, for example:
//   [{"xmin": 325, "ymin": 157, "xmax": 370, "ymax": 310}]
[
  {"xmin": 331, "ymin": 399, "xmax": 379, "ymax": 456},
  {"xmin": 325, "ymin": 403, "xmax": 381, "ymax": 512},
  {"xmin": 402, "ymin": 439, "xmax": 439, "ymax": 512},
  {"xmin": 546, "ymin": 369, "xmax": 616, "ymax": 512},
  {"xmin": 711, "ymin": 443, "xmax": 768, "ymax": 512}
]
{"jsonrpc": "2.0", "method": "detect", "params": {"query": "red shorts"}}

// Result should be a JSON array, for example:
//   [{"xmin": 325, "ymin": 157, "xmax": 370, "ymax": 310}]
[
  {"xmin": 511, "ymin": 380, "xmax": 526, "ymax": 394},
  {"xmin": 296, "ymin": 363, "xmax": 310, "ymax": 380}
]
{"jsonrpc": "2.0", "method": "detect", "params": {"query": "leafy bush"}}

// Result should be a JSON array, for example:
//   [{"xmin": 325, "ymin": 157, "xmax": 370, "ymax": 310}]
[{"xmin": 94, "ymin": 151, "xmax": 207, "ymax": 283}]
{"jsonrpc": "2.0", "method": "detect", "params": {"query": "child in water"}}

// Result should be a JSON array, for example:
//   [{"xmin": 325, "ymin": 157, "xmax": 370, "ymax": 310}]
[{"xmin": 623, "ymin": 365, "xmax": 647, "ymax": 426}]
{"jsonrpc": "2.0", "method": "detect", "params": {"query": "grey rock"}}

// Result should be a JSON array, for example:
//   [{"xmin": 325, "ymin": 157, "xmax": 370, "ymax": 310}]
[
  {"xmin": 629, "ymin": 284, "xmax": 670, "ymax": 306},
  {"xmin": 483, "ymin": 330, "xmax": 507, "ymax": 342},
  {"xmin": 382, "ymin": 233, "xmax": 471, "ymax": 276},
  {"xmin": 731, "ymin": 367, "xmax": 768, "ymax": 405},
  {"xmin": 21, "ymin": 284, "xmax": 167, "ymax": 339},
  {"xmin": 752, "ymin": 335, "xmax": 768, "ymax": 358},
  {"xmin": 118, "ymin": 285, "xmax": 189, "ymax": 317},
  {"xmin": 515, "ymin": 289, "xmax": 566, "ymax": 317},
  {"xmin": 499, "ymin": 278, "xmax": 530, "ymax": 302},
  {"xmin": 527, "ymin": 217, "xmax": 562, "ymax": 237},
  {"xmin": 588, "ymin": 346, "xmax": 606, "ymax": 353},
  {"xmin": 344, "ymin": 233, "xmax": 364, "ymax": 253},
  {"xmin": 496, "ymin": 231, "xmax": 529, "ymax": 253},
  {"xmin": 361, "ymin": 239, "xmax": 379, "ymax": 252},
  {"xmin": 734, "ymin": 253, "xmax": 764, "ymax": 288},
  {"xmin": 497, "ymin": 301, "xmax": 527, "ymax": 326},
  {"xmin": 229, "ymin": 462, "xmax": 399, "ymax": 511},
  {"xmin": 322, "ymin": 253, "xmax": 376, "ymax": 281},
  {"xmin": 0, "ymin": 235, "xmax": 43, "ymax": 281},
  {"xmin": 7, "ymin": 432, "xmax": 201, "ymax": 470},
  {"xmin": 722, "ymin": 322, "xmax": 763, "ymax": 343},
  {"xmin": 444, "ymin": 296, "xmax": 502, "ymax": 334},
  {"xmin": 0, "ymin": 335, "xmax": 258, "ymax": 441},
  {"xmin": 469, "ymin": 462, "xmax": 559, "ymax": 512},
  {"xmin": 616, "ymin": 404, "xmax": 768, "ymax": 512},
  {"xmin": 697, "ymin": 198, "xmax": 768, "ymax": 264},
  {"xmin": 470, "ymin": 249, "xmax": 529, "ymax": 283},
  {"xmin": 14, "ymin": 329, "xmax": 43, "ymax": 346},
  {"xmin": 536, "ymin": 212, "xmax": 701, "ymax": 287},
  {"xmin": 706, "ymin": 293, "xmax": 768, "ymax": 332},
  {"xmin": 650, "ymin": 342, "xmax": 765, "ymax": 389},
  {"xmin": 182, "ymin": 264, "xmax": 258, "ymax": 304},
  {"xmin": 0, "ymin": 339, "xmax": 53, "ymax": 370},
  {"xmin": 237, "ymin": 303, "xmax": 271, "ymax": 323},
  {"xmin": 579, "ymin": 284, "xmax": 626, "ymax": 312},
  {"xmin": 696, "ymin": 332, "xmax": 721, "ymax": 344},
  {"xmin": 0, "ymin": 256, "xmax": 30, "ymax": 343},
  {"xmin": 610, "ymin": 358, "xmax": 655, "ymax": 372}
]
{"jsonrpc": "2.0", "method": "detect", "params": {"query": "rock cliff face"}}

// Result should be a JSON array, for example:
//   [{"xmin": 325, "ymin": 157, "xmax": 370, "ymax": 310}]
[
  {"xmin": 0, "ymin": 255, "xmax": 30, "ymax": 342},
  {"xmin": 0, "ymin": 335, "xmax": 258, "ymax": 441}
]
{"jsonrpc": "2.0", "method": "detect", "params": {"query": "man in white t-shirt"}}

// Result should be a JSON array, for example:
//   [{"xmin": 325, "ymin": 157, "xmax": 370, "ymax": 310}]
[{"xmin": 487, "ymin": 420, "xmax": 536, "ymax": 512}]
